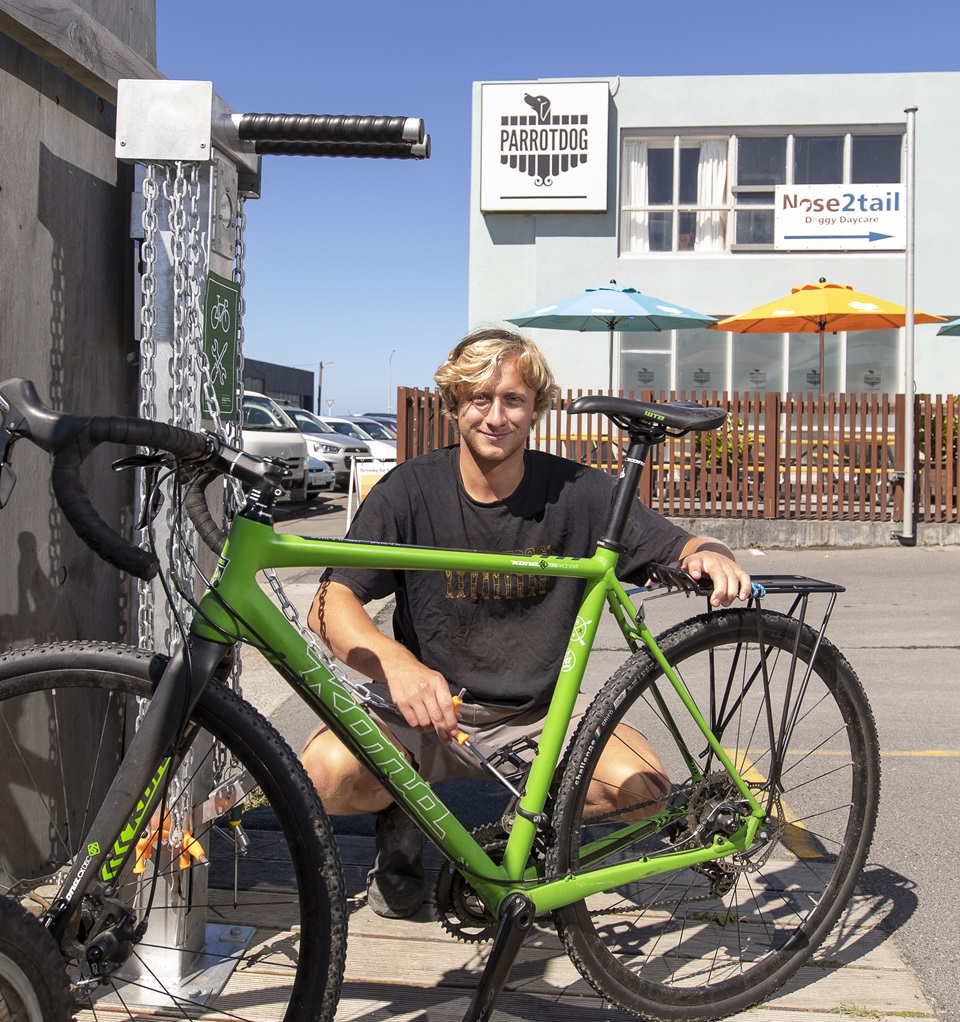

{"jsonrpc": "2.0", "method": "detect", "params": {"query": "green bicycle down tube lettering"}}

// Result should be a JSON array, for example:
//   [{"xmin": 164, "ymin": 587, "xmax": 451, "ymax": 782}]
[
  {"xmin": 213, "ymin": 603, "xmax": 505, "ymax": 887},
  {"xmin": 100, "ymin": 760, "xmax": 170, "ymax": 882}
]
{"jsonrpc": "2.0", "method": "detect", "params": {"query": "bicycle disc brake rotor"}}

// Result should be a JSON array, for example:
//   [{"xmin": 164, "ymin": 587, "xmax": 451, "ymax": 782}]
[{"xmin": 434, "ymin": 824, "xmax": 506, "ymax": 943}]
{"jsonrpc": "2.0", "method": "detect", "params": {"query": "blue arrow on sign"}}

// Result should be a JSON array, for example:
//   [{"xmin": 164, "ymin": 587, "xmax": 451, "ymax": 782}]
[{"xmin": 784, "ymin": 232, "xmax": 894, "ymax": 243}]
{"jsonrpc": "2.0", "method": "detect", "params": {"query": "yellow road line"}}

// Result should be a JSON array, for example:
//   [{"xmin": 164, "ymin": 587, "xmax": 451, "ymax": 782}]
[
  {"xmin": 743, "ymin": 748, "xmax": 960, "ymax": 758},
  {"xmin": 880, "ymin": 750, "xmax": 960, "ymax": 757},
  {"xmin": 723, "ymin": 747, "xmax": 956, "ymax": 859},
  {"xmin": 727, "ymin": 749, "xmax": 824, "ymax": 860}
]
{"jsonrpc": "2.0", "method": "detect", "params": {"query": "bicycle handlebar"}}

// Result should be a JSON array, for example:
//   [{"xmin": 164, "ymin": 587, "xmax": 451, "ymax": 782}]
[
  {"xmin": 0, "ymin": 378, "xmax": 281, "ymax": 581},
  {"xmin": 231, "ymin": 113, "xmax": 431, "ymax": 160}
]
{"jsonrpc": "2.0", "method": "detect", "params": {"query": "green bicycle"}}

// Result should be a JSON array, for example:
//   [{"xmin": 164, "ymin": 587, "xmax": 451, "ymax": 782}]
[{"xmin": 0, "ymin": 378, "xmax": 880, "ymax": 1022}]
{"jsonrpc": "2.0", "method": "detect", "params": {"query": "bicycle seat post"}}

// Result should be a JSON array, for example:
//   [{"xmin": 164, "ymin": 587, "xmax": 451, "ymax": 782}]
[{"xmin": 599, "ymin": 428, "xmax": 662, "ymax": 552}]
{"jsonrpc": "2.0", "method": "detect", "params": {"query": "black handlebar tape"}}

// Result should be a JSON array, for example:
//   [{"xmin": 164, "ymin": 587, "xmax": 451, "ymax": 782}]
[
  {"xmin": 50, "ymin": 416, "xmax": 210, "ymax": 581},
  {"xmin": 181, "ymin": 469, "xmax": 227, "ymax": 556},
  {"xmin": 0, "ymin": 379, "xmax": 213, "ymax": 580},
  {"xmin": 238, "ymin": 113, "xmax": 423, "ymax": 145},
  {"xmin": 252, "ymin": 137, "xmax": 431, "ymax": 160}
]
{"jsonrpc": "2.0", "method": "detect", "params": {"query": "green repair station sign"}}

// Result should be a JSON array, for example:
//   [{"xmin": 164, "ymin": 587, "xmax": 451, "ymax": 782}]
[{"xmin": 202, "ymin": 271, "xmax": 240, "ymax": 418}]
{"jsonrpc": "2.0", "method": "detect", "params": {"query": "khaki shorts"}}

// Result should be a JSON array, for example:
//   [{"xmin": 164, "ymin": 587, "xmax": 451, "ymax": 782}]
[{"xmin": 309, "ymin": 683, "xmax": 593, "ymax": 784}]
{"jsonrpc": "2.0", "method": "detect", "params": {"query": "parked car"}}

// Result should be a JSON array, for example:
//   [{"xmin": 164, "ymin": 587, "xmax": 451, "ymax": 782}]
[
  {"xmin": 279, "ymin": 405, "xmax": 371, "ymax": 489},
  {"xmin": 318, "ymin": 416, "xmax": 397, "ymax": 462},
  {"xmin": 241, "ymin": 392, "xmax": 309, "ymax": 501},
  {"xmin": 362, "ymin": 412, "xmax": 398, "ymax": 432},
  {"xmin": 307, "ymin": 456, "xmax": 336, "ymax": 495},
  {"xmin": 343, "ymin": 416, "xmax": 397, "ymax": 440}
]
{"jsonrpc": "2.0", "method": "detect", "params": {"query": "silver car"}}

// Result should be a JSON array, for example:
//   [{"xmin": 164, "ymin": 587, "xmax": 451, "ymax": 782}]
[
  {"xmin": 307, "ymin": 456, "xmax": 336, "ymax": 495},
  {"xmin": 280, "ymin": 405, "xmax": 370, "ymax": 489},
  {"xmin": 241, "ymin": 393, "xmax": 309, "ymax": 501}
]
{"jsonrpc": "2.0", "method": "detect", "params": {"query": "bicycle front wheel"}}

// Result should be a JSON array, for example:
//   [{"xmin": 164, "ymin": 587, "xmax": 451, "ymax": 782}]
[
  {"xmin": 0, "ymin": 894, "xmax": 72, "ymax": 1021},
  {"xmin": 0, "ymin": 641, "xmax": 346, "ymax": 1022},
  {"xmin": 549, "ymin": 609, "xmax": 880, "ymax": 1021}
]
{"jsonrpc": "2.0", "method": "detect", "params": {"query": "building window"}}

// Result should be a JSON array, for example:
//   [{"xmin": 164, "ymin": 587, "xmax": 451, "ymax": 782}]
[
  {"xmin": 676, "ymin": 328, "xmax": 728, "ymax": 394},
  {"xmin": 620, "ymin": 137, "xmax": 729, "ymax": 253},
  {"xmin": 845, "ymin": 330, "xmax": 899, "ymax": 392},
  {"xmin": 732, "ymin": 131, "xmax": 903, "ymax": 249},
  {"xmin": 622, "ymin": 130, "xmax": 903, "ymax": 253}
]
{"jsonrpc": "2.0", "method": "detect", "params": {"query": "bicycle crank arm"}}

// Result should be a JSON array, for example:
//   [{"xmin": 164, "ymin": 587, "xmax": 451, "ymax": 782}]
[{"xmin": 461, "ymin": 893, "xmax": 534, "ymax": 1022}]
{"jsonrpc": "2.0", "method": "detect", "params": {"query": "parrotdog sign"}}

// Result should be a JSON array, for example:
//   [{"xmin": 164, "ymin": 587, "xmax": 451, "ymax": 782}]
[{"xmin": 480, "ymin": 81, "xmax": 609, "ymax": 213}]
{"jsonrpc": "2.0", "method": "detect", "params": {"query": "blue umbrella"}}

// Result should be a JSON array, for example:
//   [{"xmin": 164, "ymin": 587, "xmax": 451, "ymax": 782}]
[
  {"xmin": 937, "ymin": 317, "xmax": 960, "ymax": 336},
  {"xmin": 505, "ymin": 280, "xmax": 716, "ymax": 391}
]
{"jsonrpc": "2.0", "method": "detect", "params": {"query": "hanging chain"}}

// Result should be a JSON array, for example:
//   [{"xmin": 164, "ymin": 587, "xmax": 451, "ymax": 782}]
[
  {"xmin": 231, "ymin": 196, "xmax": 247, "ymax": 449},
  {"xmin": 211, "ymin": 193, "xmax": 249, "ymax": 786},
  {"xmin": 225, "ymin": 196, "xmax": 248, "ymax": 697},
  {"xmin": 136, "ymin": 160, "xmax": 252, "ymax": 827},
  {"xmin": 263, "ymin": 570, "xmax": 392, "ymax": 710},
  {"xmin": 136, "ymin": 163, "xmax": 163, "ymax": 654}
]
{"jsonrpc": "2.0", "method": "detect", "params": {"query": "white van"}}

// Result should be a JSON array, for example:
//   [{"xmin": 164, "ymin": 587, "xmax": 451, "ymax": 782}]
[{"xmin": 240, "ymin": 392, "xmax": 309, "ymax": 501}]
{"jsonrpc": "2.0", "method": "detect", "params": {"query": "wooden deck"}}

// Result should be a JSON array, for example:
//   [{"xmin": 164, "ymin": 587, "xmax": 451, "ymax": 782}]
[
  {"xmin": 75, "ymin": 831, "xmax": 939, "ymax": 1021},
  {"xmin": 332, "ymin": 835, "xmax": 938, "ymax": 1022}
]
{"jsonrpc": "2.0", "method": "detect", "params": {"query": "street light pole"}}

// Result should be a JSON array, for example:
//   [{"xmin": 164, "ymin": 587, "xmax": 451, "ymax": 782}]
[
  {"xmin": 317, "ymin": 360, "xmax": 334, "ymax": 412},
  {"xmin": 387, "ymin": 349, "xmax": 396, "ymax": 413}
]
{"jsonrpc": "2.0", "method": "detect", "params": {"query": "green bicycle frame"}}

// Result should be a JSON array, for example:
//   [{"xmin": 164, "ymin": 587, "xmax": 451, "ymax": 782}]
[{"xmin": 191, "ymin": 512, "xmax": 766, "ymax": 918}]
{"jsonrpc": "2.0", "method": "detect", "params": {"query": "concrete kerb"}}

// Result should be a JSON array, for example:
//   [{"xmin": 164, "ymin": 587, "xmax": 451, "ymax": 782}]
[{"xmin": 671, "ymin": 517, "xmax": 960, "ymax": 548}]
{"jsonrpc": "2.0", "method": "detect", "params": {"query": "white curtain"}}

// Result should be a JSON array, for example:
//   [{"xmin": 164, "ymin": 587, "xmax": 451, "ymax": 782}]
[
  {"xmin": 695, "ymin": 140, "xmax": 728, "ymax": 251},
  {"xmin": 621, "ymin": 139, "xmax": 649, "ymax": 252}
]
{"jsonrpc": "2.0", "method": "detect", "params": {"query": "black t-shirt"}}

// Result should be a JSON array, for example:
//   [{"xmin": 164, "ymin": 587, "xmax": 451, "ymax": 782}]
[{"xmin": 326, "ymin": 446, "xmax": 690, "ymax": 708}]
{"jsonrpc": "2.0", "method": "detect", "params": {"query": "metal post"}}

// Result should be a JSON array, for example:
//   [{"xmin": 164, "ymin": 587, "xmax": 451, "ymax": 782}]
[
  {"xmin": 317, "ymin": 360, "xmax": 333, "ymax": 410},
  {"xmin": 388, "ymin": 348, "xmax": 396, "ymax": 413},
  {"xmin": 899, "ymin": 105, "xmax": 917, "ymax": 545}
]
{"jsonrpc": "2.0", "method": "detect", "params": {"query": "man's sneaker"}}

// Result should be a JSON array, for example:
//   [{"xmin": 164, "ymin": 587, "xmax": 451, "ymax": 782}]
[{"xmin": 366, "ymin": 806, "xmax": 426, "ymax": 919}]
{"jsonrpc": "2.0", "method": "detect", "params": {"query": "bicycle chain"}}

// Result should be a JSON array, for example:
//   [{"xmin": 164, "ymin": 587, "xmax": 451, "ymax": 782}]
[{"xmin": 581, "ymin": 775, "xmax": 782, "ymax": 917}]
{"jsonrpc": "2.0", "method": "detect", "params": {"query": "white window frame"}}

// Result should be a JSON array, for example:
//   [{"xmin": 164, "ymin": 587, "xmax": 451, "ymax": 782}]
[{"xmin": 619, "ymin": 133, "xmax": 730, "ymax": 255}]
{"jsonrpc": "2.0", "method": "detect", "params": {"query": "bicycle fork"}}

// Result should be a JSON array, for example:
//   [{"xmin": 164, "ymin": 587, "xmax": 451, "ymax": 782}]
[{"xmin": 45, "ymin": 635, "xmax": 231, "ymax": 963}]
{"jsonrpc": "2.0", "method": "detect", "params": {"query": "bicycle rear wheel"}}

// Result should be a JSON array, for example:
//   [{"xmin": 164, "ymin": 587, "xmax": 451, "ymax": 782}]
[
  {"xmin": 0, "ymin": 641, "xmax": 346, "ymax": 1022},
  {"xmin": 549, "ymin": 609, "xmax": 880, "ymax": 1021}
]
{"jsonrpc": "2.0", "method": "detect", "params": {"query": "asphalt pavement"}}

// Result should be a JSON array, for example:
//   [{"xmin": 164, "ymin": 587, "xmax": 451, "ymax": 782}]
[{"xmin": 243, "ymin": 491, "xmax": 959, "ymax": 1021}]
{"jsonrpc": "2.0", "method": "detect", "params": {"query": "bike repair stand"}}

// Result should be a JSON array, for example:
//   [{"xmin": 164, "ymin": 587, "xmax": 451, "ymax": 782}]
[
  {"xmin": 113, "ymin": 78, "xmax": 428, "ymax": 1007},
  {"xmin": 115, "ymin": 77, "xmax": 262, "ymax": 1010}
]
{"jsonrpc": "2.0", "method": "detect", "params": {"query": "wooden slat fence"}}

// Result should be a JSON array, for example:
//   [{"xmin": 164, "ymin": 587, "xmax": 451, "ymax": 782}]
[{"xmin": 397, "ymin": 388, "xmax": 959, "ymax": 524}]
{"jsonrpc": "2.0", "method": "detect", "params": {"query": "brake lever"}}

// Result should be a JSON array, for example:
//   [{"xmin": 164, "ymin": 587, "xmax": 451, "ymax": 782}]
[{"xmin": 111, "ymin": 452, "xmax": 172, "ymax": 472}]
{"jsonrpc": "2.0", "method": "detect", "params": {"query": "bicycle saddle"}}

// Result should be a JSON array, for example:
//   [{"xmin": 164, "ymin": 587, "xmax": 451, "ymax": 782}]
[{"xmin": 567, "ymin": 395, "xmax": 726, "ymax": 435}]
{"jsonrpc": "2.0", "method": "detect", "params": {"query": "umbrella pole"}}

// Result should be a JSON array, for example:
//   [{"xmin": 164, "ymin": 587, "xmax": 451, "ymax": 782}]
[
  {"xmin": 819, "ymin": 328, "xmax": 825, "ymax": 397},
  {"xmin": 609, "ymin": 324, "xmax": 614, "ymax": 393}
]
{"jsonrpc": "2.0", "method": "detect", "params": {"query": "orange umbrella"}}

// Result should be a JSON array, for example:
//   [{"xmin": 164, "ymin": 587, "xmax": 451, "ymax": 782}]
[{"xmin": 712, "ymin": 278, "xmax": 944, "ymax": 391}]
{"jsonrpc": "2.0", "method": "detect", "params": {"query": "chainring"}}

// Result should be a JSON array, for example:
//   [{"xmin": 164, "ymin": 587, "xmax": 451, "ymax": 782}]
[{"xmin": 433, "ymin": 824, "xmax": 507, "ymax": 943}]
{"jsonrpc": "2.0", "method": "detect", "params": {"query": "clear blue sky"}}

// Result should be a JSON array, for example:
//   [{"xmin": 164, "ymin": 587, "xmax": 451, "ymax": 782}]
[{"xmin": 157, "ymin": 0, "xmax": 957, "ymax": 414}]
